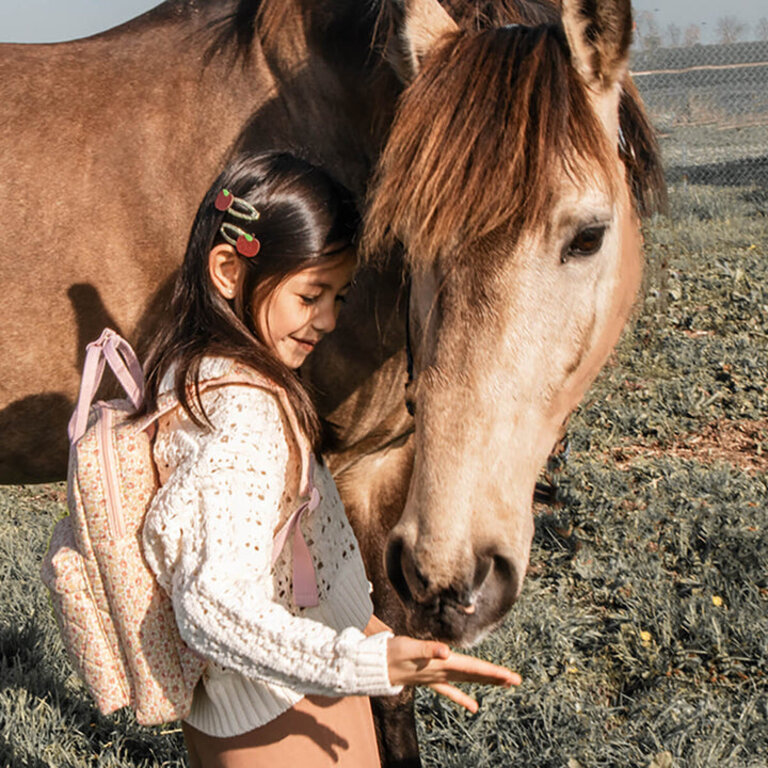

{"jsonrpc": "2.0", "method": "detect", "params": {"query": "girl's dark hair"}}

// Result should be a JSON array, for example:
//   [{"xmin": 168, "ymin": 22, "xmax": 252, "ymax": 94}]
[{"xmin": 137, "ymin": 151, "xmax": 360, "ymax": 451}]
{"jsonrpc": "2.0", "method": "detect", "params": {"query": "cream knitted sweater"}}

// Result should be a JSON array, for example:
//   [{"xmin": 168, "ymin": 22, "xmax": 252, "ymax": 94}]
[{"xmin": 142, "ymin": 357, "xmax": 400, "ymax": 737}]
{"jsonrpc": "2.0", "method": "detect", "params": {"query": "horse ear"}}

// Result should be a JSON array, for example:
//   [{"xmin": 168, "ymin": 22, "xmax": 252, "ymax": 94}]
[
  {"xmin": 561, "ymin": 0, "xmax": 633, "ymax": 90},
  {"xmin": 385, "ymin": 0, "xmax": 458, "ymax": 83}
]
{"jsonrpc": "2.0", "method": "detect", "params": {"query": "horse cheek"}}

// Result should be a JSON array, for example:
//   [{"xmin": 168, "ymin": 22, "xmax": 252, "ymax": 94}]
[{"xmin": 550, "ymin": 210, "xmax": 642, "ymax": 423}]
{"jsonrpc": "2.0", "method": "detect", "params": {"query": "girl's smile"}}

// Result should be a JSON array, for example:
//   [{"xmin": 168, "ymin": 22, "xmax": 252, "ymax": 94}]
[{"xmin": 256, "ymin": 251, "xmax": 356, "ymax": 369}]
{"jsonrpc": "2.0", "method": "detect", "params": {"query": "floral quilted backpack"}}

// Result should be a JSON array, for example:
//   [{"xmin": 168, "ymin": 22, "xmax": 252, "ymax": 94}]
[
  {"xmin": 40, "ymin": 328, "xmax": 206, "ymax": 724},
  {"xmin": 41, "ymin": 328, "xmax": 319, "ymax": 725}
]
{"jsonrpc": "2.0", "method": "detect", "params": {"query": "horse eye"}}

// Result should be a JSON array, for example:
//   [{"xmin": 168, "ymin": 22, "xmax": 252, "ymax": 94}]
[{"xmin": 563, "ymin": 226, "xmax": 607, "ymax": 262}]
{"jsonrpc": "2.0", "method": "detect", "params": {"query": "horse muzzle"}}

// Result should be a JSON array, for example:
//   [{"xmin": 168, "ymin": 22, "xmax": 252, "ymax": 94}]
[{"xmin": 385, "ymin": 533, "xmax": 524, "ymax": 646}]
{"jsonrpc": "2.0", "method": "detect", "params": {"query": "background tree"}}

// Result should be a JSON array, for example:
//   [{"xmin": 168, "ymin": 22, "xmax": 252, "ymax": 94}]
[
  {"xmin": 683, "ymin": 24, "xmax": 702, "ymax": 47},
  {"xmin": 756, "ymin": 17, "xmax": 768, "ymax": 41},
  {"xmin": 715, "ymin": 15, "xmax": 745, "ymax": 45},
  {"xmin": 666, "ymin": 23, "xmax": 681, "ymax": 47},
  {"xmin": 636, "ymin": 10, "xmax": 662, "ymax": 51}
]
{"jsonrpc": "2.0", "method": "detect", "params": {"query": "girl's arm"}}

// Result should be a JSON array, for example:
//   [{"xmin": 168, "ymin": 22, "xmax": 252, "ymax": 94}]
[
  {"xmin": 145, "ymin": 384, "xmax": 519, "ymax": 705},
  {"xmin": 144, "ymin": 384, "xmax": 399, "ymax": 698}
]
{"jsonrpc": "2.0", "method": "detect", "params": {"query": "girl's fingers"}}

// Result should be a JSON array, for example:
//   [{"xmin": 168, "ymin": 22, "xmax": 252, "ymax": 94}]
[
  {"xmin": 423, "ymin": 640, "xmax": 451, "ymax": 660},
  {"xmin": 404, "ymin": 640, "xmax": 451, "ymax": 669},
  {"xmin": 386, "ymin": 636, "xmax": 521, "ymax": 688},
  {"xmin": 439, "ymin": 653, "xmax": 522, "ymax": 686},
  {"xmin": 429, "ymin": 682, "xmax": 479, "ymax": 713}
]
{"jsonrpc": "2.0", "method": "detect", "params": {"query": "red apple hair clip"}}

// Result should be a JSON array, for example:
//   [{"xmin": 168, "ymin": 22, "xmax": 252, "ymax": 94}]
[{"xmin": 215, "ymin": 188, "xmax": 261, "ymax": 258}]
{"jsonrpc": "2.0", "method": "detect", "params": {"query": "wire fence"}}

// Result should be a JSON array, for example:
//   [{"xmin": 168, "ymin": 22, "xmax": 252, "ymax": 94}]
[{"xmin": 631, "ymin": 40, "xmax": 768, "ymax": 188}]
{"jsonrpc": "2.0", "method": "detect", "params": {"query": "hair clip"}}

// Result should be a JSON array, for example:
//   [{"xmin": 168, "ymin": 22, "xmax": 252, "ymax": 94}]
[
  {"xmin": 215, "ymin": 189, "xmax": 261, "ymax": 222},
  {"xmin": 220, "ymin": 222, "xmax": 261, "ymax": 258}
]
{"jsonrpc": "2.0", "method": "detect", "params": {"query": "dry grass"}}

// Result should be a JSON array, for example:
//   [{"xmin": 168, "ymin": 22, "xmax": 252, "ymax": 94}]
[{"xmin": 601, "ymin": 419, "xmax": 768, "ymax": 475}]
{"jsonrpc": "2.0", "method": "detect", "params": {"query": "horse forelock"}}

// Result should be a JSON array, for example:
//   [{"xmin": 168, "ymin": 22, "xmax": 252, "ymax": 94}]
[
  {"xmin": 363, "ymin": 23, "xmax": 629, "ymax": 271},
  {"xmin": 445, "ymin": 2, "xmax": 665, "ymax": 217}
]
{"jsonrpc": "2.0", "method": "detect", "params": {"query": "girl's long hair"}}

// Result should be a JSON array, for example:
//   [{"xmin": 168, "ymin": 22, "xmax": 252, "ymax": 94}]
[{"xmin": 136, "ymin": 152, "xmax": 359, "ymax": 452}]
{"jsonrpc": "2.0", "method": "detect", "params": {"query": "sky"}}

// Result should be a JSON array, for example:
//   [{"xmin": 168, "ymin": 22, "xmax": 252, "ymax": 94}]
[
  {"xmin": 0, "ymin": 0, "xmax": 765, "ymax": 44},
  {"xmin": 0, "ymin": 0, "xmax": 160, "ymax": 42},
  {"xmin": 632, "ymin": 0, "xmax": 766, "ymax": 43}
]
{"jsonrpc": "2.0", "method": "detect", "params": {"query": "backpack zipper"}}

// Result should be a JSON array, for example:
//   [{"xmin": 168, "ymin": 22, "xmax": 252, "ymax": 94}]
[{"xmin": 97, "ymin": 404, "xmax": 126, "ymax": 539}]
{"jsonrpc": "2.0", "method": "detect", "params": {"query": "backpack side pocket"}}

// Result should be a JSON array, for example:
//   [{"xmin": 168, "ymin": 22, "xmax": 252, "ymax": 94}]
[{"xmin": 41, "ymin": 517, "xmax": 130, "ymax": 715}]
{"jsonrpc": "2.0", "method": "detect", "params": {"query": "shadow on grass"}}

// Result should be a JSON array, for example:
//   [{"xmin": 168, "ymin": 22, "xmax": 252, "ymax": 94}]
[
  {"xmin": 0, "ymin": 743, "xmax": 52, "ymax": 768},
  {"xmin": 1, "ymin": 613, "xmax": 187, "ymax": 768},
  {"xmin": 0, "ymin": 611, "xmax": 98, "ymax": 719}
]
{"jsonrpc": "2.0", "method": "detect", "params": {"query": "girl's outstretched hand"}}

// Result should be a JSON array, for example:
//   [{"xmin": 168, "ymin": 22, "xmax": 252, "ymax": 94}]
[{"xmin": 386, "ymin": 635, "xmax": 521, "ymax": 713}]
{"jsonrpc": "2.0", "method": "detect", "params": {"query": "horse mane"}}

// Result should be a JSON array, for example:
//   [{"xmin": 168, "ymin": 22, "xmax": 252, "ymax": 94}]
[
  {"xmin": 363, "ymin": 24, "xmax": 622, "ymax": 268},
  {"xmin": 617, "ymin": 75, "xmax": 666, "ymax": 217},
  {"xmin": 442, "ymin": 0, "xmax": 559, "ymax": 27},
  {"xmin": 203, "ymin": 0, "xmax": 665, "ymax": 220},
  {"xmin": 204, "ymin": 0, "xmax": 386, "ymax": 70},
  {"xmin": 202, "ymin": 0, "xmax": 558, "ymax": 71},
  {"xmin": 441, "ymin": 1, "xmax": 666, "ymax": 218},
  {"xmin": 203, "ymin": 0, "xmax": 275, "ymax": 66}
]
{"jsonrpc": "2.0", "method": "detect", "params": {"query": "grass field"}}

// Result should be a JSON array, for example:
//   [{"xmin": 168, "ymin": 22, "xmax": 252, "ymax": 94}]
[{"xmin": 1, "ymin": 183, "xmax": 767, "ymax": 767}]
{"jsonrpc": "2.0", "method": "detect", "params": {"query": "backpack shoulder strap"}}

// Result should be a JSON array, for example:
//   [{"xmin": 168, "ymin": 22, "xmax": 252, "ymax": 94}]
[
  {"xmin": 217, "ymin": 366, "xmax": 314, "ymax": 497},
  {"xmin": 137, "ymin": 360, "xmax": 320, "ymax": 607},
  {"xmin": 136, "ymin": 362, "xmax": 314, "ymax": 498}
]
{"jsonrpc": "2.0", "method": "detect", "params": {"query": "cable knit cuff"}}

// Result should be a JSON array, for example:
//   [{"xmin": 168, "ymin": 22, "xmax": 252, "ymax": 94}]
[{"xmin": 340, "ymin": 629, "xmax": 403, "ymax": 697}]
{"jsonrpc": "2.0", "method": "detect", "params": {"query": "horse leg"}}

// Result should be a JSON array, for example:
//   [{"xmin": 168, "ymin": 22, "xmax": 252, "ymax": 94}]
[
  {"xmin": 371, "ymin": 690, "xmax": 421, "ymax": 768},
  {"xmin": 331, "ymin": 437, "xmax": 421, "ymax": 767},
  {"xmin": 371, "ymin": 530, "xmax": 421, "ymax": 768}
]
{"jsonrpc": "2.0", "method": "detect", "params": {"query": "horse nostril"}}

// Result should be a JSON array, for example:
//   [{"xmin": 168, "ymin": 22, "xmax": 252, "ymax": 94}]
[
  {"xmin": 489, "ymin": 550, "xmax": 522, "ymax": 605},
  {"xmin": 386, "ymin": 536, "xmax": 431, "ymax": 604},
  {"xmin": 492, "ymin": 552, "xmax": 513, "ymax": 581},
  {"xmin": 473, "ymin": 555, "xmax": 492, "ymax": 591},
  {"xmin": 385, "ymin": 536, "xmax": 411, "ymax": 604}
]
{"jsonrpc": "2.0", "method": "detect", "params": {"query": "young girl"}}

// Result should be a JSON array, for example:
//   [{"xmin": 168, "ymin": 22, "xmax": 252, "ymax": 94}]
[{"xmin": 139, "ymin": 152, "xmax": 519, "ymax": 767}]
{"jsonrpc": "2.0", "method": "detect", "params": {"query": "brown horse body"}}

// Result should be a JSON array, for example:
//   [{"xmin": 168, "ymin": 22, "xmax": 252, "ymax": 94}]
[
  {"xmin": 1, "ymin": 1, "xmax": 663, "ymax": 764},
  {"xmin": 0, "ymin": 0, "xmax": 395, "ymax": 482}
]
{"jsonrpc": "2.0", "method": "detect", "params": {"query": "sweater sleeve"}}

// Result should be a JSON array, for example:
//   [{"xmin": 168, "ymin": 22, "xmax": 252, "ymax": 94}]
[{"xmin": 143, "ymin": 384, "xmax": 401, "ymax": 698}]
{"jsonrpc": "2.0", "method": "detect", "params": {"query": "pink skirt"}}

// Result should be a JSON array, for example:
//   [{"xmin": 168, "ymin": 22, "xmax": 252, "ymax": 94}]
[{"xmin": 182, "ymin": 695, "xmax": 382, "ymax": 768}]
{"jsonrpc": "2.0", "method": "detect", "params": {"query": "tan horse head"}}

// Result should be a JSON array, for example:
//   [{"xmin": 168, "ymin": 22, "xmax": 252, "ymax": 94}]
[{"xmin": 364, "ymin": 0, "xmax": 643, "ymax": 645}]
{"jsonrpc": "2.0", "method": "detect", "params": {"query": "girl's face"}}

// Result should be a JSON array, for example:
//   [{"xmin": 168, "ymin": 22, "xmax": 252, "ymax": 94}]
[{"xmin": 254, "ymin": 251, "xmax": 356, "ymax": 369}]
